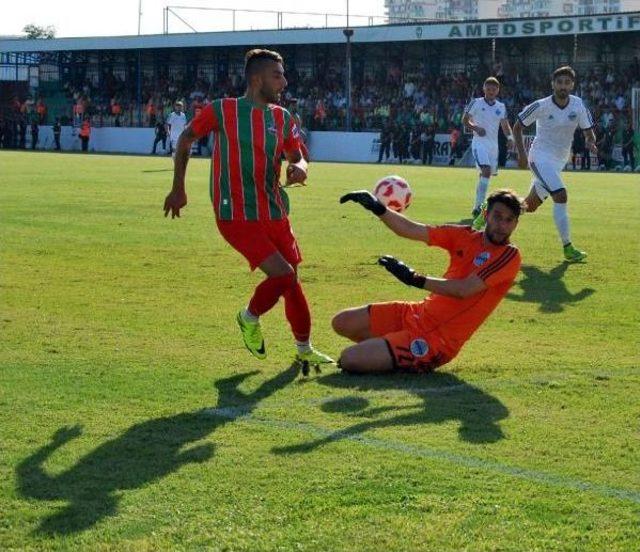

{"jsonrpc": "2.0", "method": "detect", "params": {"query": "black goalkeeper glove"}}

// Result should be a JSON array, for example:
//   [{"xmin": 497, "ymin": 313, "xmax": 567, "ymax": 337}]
[
  {"xmin": 339, "ymin": 190, "xmax": 387, "ymax": 216},
  {"xmin": 378, "ymin": 255, "xmax": 427, "ymax": 289}
]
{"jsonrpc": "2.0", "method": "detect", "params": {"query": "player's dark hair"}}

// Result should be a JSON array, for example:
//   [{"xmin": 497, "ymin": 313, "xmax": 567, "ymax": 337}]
[
  {"xmin": 487, "ymin": 189, "xmax": 526, "ymax": 218},
  {"xmin": 484, "ymin": 76, "xmax": 500, "ymax": 87},
  {"xmin": 244, "ymin": 49, "xmax": 284, "ymax": 78},
  {"xmin": 552, "ymin": 66, "xmax": 576, "ymax": 82}
]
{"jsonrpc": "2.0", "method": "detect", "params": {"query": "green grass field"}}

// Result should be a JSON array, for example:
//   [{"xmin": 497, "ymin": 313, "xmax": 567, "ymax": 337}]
[{"xmin": 1, "ymin": 151, "xmax": 639, "ymax": 551}]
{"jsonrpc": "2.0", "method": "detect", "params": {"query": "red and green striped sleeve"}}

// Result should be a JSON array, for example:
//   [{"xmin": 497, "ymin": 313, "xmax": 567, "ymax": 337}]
[{"xmin": 191, "ymin": 103, "xmax": 219, "ymax": 137}]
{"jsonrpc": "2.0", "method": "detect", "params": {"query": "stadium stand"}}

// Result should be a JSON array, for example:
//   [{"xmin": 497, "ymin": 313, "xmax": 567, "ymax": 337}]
[{"xmin": 1, "ymin": 12, "xmax": 639, "ymax": 165}]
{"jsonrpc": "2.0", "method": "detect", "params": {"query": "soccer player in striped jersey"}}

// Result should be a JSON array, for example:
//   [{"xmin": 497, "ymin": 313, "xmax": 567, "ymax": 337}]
[
  {"xmin": 163, "ymin": 49, "xmax": 333, "ymax": 372},
  {"xmin": 474, "ymin": 66, "xmax": 597, "ymax": 262},
  {"xmin": 335, "ymin": 189, "xmax": 522, "ymax": 374},
  {"xmin": 462, "ymin": 77, "xmax": 514, "ymax": 219}
]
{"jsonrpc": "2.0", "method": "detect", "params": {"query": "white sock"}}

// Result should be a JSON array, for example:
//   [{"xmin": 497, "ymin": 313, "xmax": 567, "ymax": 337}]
[
  {"xmin": 242, "ymin": 308, "xmax": 259, "ymax": 323},
  {"xmin": 295, "ymin": 340, "xmax": 312, "ymax": 354},
  {"xmin": 553, "ymin": 202, "xmax": 571, "ymax": 246},
  {"xmin": 474, "ymin": 176, "xmax": 490, "ymax": 209}
]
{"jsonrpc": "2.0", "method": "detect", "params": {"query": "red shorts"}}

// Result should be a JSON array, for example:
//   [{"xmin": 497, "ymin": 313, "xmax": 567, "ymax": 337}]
[
  {"xmin": 216, "ymin": 218, "xmax": 302, "ymax": 271},
  {"xmin": 369, "ymin": 302, "xmax": 453, "ymax": 373}
]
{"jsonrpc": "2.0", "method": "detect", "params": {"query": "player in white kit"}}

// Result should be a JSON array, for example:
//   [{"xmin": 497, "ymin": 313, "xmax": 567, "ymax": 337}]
[
  {"xmin": 462, "ymin": 77, "xmax": 514, "ymax": 219},
  {"xmin": 514, "ymin": 66, "xmax": 597, "ymax": 262},
  {"xmin": 166, "ymin": 101, "xmax": 187, "ymax": 158}
]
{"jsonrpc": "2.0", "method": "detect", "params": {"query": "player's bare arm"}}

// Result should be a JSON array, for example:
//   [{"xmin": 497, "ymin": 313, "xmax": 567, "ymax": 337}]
[
  {"xmin": 378, "ymin": 255, "xmax": 487, "ymax": 298},
  {"xmin": 512, "ymin": 119, "xmax": 528, "ymax": 169},
  {"xmin": 584, "ymin": 127, "xmax": 598, "ymax": 155},
  {"xmin": 500, "ymin": 118, "xmax": 515, "ymax": 147},
  {"xmin": 164, "ymin": 125, "xmax": 197, "ymax": 218},
  {"xmin": 340, "ymin": 191, "xmax": 427, "ymax": 241},
  {"xmin": 462, "ymin": 113, "xmax": 485, "ymax": 136}
]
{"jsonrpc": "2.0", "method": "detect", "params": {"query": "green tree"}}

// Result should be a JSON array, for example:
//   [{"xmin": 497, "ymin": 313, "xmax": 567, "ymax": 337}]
[{"xmin": 22, "ymin": 24, "xmax": 56, "ymax": 39}]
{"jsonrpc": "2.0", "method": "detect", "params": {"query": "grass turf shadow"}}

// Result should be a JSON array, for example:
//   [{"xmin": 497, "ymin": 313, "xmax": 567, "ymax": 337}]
[
  {"xmin": 507, "ymin": 263, "xmax": 596, "ymax": 313},
  {"xmin": 16, "ymin": 365, "xmax": 299, "ymax": 535},
  {"xmin": 273, "ymin": 371, "xmax": 508, "ymax": 456}
]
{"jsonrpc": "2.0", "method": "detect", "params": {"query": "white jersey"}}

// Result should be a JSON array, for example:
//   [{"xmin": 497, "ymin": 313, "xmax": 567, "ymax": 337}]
[
  {"xmin": 518, "ymin": 95, "xmax": 593, "ymax": 163},
  {"xmin": 167, "ymin": 111, "xmax": 187, "ymax": 141},
  {"xmin": 464, "ymin": 97, "xmax": 506, "ymax": 150}
]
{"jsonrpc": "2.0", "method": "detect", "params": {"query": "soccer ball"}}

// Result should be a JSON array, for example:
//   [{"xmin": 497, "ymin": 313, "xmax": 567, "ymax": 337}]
[{"xmin": 373, "ymin": 175, "xmax": 412, "ymax": 213}]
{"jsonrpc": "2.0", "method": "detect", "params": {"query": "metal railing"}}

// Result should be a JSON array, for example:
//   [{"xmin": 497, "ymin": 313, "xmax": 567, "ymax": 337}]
[{"xmin": 161, "ymin": 5, "xmax": 435, "ymax": 34}]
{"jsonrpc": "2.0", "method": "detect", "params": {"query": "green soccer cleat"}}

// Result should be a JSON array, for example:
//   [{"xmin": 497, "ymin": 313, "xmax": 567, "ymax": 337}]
[
  {"xmin": 295, "ymin": 348, "xmax": 335, "ymax": 376},
  {"xmin": 236, "ymin": 311, "xmax": 266, "ymax": 360},
  {"xmin": 471, "ymin": 202, "xmax": 487, "ymax": 231},
  {"xmin": 563, "ymin": 243, "xmax": 587, "ymax": 262}
]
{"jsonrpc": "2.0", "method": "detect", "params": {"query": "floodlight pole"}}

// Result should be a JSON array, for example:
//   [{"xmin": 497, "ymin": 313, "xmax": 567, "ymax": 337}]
[
  {"xmin": 344, "ymin": 0, "xmax": 353, "ymax": 131},
  {"xmin": 137, "ymin": 50, "xmax": 142, "ymax": 126},
  {"xmin": 138, "ymin": 0, "xmax": 143, "ymax": 35}
]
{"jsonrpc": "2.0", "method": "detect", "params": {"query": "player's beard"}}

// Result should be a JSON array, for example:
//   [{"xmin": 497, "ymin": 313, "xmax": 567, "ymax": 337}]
[
  {"xmin": 261, "ymin": 85, "xmax": 281, "ymax": 104},
  {"xmin": 485, "ymin": 226, "xmax": 509, "ymax": 245}
]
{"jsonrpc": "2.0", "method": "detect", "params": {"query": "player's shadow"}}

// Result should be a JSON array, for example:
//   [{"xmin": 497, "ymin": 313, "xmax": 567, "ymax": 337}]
[
  {"xmin": 507, "ymin": 263, "xmax": 595, "ymax": 313},
  {"xmin": 16, "ymin": 365, "xmax": 299, "ymax": 535},
  {"xmin": 272, "ymin": 371, "xmax": 508, "ymax": 457},
  {"xmin": 141, "ymin": 168, "xmax": 173, "ymax": 173}
]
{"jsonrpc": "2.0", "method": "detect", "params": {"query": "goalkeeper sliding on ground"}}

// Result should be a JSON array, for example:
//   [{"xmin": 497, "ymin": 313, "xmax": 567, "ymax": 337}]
[{"xmin": 332, "ymin": 188, "xmax": 524, "ymax": 374}]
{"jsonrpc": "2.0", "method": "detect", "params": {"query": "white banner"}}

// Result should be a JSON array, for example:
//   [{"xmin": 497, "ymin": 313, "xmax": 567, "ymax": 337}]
[
  {"xmin": 428, "ymin": 13, "xmax": 640, "ymax": 40},
  {"xmin": 20, "ymin": 127, "xmax": 627, "ymax": 169},
  {"xmin": 28, "ymin": 127, "xmax": 449, "ymax": 162},
  {"xmin": 308, "ymin": 131, "xmax": 455, "ymax": 164},
  {"xmin": 27, "ymin": 125, "xmax": 158, "ymax": 153}
]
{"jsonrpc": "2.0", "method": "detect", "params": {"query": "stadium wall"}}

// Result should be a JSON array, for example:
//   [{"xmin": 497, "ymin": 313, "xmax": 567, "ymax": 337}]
[
  {"xmin": 36, "ymin": 126, "xmax": 156, "ymax": 153},
  {"xmin": 30, "ymin": 126, "xmax": 626, "ymax": 166},
  {"xmin": 310, "ymin": 132, "xmax": 453, "ymax": 164},
  {"xmin": 34, "ymin": 127, "xmax": 456, "ymax": 163}
]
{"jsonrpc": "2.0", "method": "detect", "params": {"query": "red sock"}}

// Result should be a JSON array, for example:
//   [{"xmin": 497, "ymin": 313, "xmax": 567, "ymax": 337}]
[
  {"xmin": 283, "ymin": 281, "xmax": 311, "ymax": 342},
  {"xmin": 248, "ymin": 273, "xmax": 296, "ymax": 317}
]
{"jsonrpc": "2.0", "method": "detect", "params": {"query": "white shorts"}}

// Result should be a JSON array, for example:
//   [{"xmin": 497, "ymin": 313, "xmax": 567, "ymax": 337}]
[
  {"xmin": 471, "ymin": 142, "xmax": 498, "ymax": 175},
  {"xmin": 528, "ymin": 156, "xmax": 566, "ymax": 201}
]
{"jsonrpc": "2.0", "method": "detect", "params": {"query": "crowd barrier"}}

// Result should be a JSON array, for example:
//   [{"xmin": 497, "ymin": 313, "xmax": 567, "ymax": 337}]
[{"xmin": 20, "ymin": 127, "xmax": 627, "ymax": 167}]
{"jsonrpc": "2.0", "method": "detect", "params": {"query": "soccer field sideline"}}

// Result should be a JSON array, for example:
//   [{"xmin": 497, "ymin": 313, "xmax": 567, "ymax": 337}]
[
  {"xmin": 203, "ymin": 404, "xmax": 640, "ymax": 505},
  {"xmin": 203, "ymin": 367, "xmax": 640, "ymax": 507}
]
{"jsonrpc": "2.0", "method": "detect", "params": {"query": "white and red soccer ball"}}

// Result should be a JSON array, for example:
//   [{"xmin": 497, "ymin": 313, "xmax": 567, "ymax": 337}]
[{"xmin": 373, "ymin": 175, "xmax": 412, "ymax": 213}]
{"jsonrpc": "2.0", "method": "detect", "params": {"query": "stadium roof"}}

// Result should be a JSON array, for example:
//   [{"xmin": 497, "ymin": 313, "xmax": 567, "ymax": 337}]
[{"xmin": 1, "ymin": 12, "xmax": 638, "ymax": 53}]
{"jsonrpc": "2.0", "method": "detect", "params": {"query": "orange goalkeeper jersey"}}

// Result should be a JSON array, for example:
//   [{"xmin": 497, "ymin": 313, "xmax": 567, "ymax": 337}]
[{"xmin": 420, "ymin": 225, "xmax": 521, "ymax": 356}]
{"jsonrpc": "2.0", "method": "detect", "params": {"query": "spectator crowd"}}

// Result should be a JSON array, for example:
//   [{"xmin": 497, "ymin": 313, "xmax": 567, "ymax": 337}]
[{"xmin": 2, "ymin": 56, "xmax": 639, "ymax": 168}]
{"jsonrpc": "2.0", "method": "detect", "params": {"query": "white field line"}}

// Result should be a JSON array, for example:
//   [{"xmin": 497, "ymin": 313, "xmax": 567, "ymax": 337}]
[{"xmin": 203, "ymin": 404, "xmax": 640, "ymax": 505}]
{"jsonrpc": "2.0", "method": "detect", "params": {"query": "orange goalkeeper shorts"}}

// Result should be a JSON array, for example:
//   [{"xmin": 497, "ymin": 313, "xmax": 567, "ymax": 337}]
[{"xmin": 369, "ymin": 301, "xmax": 453, "ymax": 373}]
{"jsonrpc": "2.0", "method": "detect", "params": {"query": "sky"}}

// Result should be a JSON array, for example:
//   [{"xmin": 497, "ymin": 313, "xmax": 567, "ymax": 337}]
[{"xmin": 0, "ymin": 0, "xmax": 386, "ymax": 38}]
